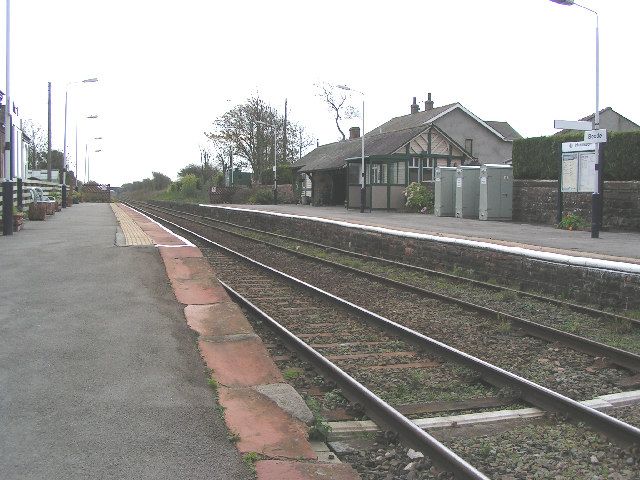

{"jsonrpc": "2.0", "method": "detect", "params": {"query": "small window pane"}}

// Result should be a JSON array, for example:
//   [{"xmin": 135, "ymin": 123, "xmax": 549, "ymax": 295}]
[{"xmin": 348, "ymin": 163, "xmax": 361, "ymax": 184}]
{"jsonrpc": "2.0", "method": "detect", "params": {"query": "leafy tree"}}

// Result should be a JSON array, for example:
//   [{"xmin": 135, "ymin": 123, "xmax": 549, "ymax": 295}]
[
  {"xmin": 205, "ymin": 94, "xmax": 313, "ymax": 184},
  {"xmin": 151, "ymin": 171, "xmax": 172, "ymax": 190}
]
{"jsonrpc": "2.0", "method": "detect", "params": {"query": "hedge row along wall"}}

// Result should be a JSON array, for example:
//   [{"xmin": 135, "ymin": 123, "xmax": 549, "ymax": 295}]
[{"xmin": 513, "ymin": 131, "xmax": 640, "ymax": 181}]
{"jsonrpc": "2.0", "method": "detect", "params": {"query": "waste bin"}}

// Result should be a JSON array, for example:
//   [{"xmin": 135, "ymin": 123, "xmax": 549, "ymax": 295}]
[
  {"xmin": 479, "ymin": 164, "xmax": 513, "ymax": 221},
  {"xmin": 434, "ymin": 167, "xmax": 457, "ymax": 217},
  {"xmin": 455, "ymin": 166, "xmax": 481, "ymax": 219}
]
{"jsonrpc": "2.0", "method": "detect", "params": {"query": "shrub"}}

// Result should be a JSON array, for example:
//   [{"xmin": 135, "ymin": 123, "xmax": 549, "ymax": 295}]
[
  {"xmin": 180, "ymin": 174, "xmax": 199, "ymax": 196},
  {"xmin": 404, "ymin": 182, "xmax": 434, "ymax": 213},
  {"xmin": 248, "ymin": 188, "xmax": 274, "ymax": 204},
  {"xmin": 513, "ymin": 131, "xmax": 640, "ymax": 180},
  {"xmin": 557, "ymin": 213, "xmax": 588, "ymax": 231}
]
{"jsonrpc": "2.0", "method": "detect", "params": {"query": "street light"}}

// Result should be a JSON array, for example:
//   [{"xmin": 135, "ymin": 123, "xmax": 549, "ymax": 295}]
[
  {"xmin": 75, "ymin": 115, "xmax": 99, "ymax": 187},
  {"xmin": 337, "ymin": 84, "xmax": 366, "ymax": 213},
  {"xmin": 255, "ymin": 119, "xmax": 278, "ymax": 205},
  {"xmin": 549, "ymin": 0, "xmax": 601, "ymax": 238},
  {"xmin": 62, "ymin": 77, "xmax": 98, "ymax": 205},
  {"xmin": 84, "ymin": 134, "xmax": 102, "ymax": 183}
]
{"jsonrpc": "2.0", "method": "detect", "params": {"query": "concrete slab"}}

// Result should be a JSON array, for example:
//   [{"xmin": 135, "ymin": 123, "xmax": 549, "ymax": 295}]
[
  {"xmin": 199, "ymin": 336, "xmax": 284, "ymax": 387},
  {"xmin": 253, "ymin": 383, "xmax": 315, "ymax": 425},
  {"xmin": 185, "ymin": 303, "xmax": 253, "ymax": 337},
  {"xmin": 219, "ymin": 387, "xmax": 316, "ymax": 460},
  {"xmin": 0, "ymin": 204, "xmax": 251, "ymax": 479},
  {"xmin": 164, "ymin": 256, "xmax": 228, "ymax": 304},
  {"xmin": 255, "ymin": 460, "xmax": 360, "ymax": 480}
]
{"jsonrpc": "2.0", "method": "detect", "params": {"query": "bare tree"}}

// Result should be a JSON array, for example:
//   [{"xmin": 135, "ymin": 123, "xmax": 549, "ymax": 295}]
[
  {"xmin": 315, "ymin": 82, "xmax": 359, "ymax": 141},
  {"xmin": 22, "ymin": 119, "xmax": 47, "ymax": 169}
]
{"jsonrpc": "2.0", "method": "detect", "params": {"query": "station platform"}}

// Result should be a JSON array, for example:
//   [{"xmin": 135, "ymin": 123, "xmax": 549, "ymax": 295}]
[
  {"xmin": 0, "ymin": 203, "xmax": 358, "ymax": 480},
  {"xmin": 213, "ymin": 204, "xmax": 640, "ymax": 266}
]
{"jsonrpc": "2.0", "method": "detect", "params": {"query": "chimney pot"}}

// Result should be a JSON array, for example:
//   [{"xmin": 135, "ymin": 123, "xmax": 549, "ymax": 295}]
[
  {"xmin": 410, "ymin": 96, "xmax": 419, "ymax": 114},
  {"xmin": 349, "ymin": 126, "xmax": 361, "ymax": 139},
  {"xmin": 425, "ymin": 92, "xmax": 434, "ymax": 111}
]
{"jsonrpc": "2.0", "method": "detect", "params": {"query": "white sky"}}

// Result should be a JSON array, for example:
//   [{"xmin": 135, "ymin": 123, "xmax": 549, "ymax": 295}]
[{"xmin": 2, "ymin": 0, "xmax": 637, "ymax": 186}]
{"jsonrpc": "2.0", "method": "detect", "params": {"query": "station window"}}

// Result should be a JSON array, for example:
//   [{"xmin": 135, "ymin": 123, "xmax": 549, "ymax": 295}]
[
  {"xmin": 408, "ymin": 158, "xmax": 419, "ymax": 184},
  {"xmin": 348, "ymin": 163, "xmax": 361, "ymax": 184},
  {"xmin": 465, "ymin": 139, "xmax": 473, "ymax": 155},
  {"xmin": 388, "ymin": 162, "xmax": 406, "ymax": 185},
  {"xmin": 370, "ymin": 163, "xmax": 387, "ymax": 184},
  {"xmin": 422, "ymin": 159, "xmax": 433, "ymax": 182}
]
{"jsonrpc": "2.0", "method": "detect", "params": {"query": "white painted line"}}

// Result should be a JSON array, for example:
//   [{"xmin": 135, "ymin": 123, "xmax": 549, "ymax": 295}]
[
  {"xmin": 201, "ymin": 204, "xmax": 640, "ymax": 275},
  {"xmin": 126, "ymin": 205, "xmax": 195, "ymax": 247}
]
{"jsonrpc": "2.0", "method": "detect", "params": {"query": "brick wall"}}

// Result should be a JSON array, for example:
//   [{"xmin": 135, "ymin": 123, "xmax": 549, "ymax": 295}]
[
  {"xmin": 513, "ymin": 180, "xmax": 640, "ymax": 231},
  {"xmin": 151, "ymin": 200, "xmax": 640, "ymax": 310}
]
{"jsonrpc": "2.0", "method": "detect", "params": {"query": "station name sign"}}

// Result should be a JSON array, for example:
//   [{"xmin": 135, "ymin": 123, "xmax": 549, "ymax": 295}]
[
  {"xmin": 562, "ymin": 142, "xmax": 595, "ymax": 153},
  {"xmin": 584, "ymin": 129, "xmax": 607, "ymax": 143}
]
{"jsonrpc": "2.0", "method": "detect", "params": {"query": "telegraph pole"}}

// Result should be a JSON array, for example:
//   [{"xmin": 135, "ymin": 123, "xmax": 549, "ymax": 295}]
[{"xmin": 47, "ymin": 82, "xmax": 52, "ymax": 182}]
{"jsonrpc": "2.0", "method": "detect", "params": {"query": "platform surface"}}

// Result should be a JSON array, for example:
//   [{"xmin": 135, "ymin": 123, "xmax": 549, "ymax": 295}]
[
  {"xmin": 215, "ymin": 204, "xmax": 640, "ymax": 264},
  {"xmin": 0, "ymin": 204, "xmax": 251, "ymax": 479}
]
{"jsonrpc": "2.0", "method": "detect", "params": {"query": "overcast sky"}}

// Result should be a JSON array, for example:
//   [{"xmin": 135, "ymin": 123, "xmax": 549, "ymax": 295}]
[{"xmin": 2, "ymin": 0, "xmax": 637, "ymax": 186}]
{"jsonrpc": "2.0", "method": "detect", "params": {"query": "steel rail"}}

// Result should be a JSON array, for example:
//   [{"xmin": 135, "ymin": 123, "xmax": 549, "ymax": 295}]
[
  {"xmin": 140, "ymin": 200, "xmax": 640, "ymax": 327},
  {"xmin": 128, "ymin": 202, "xmax": 640, "ymax": 448},
  {"xmin": 134, "ymin": 201, "xmax": 640, "ymax": 372},
  {"xmin": 220, "ymin": 281, "xmax": 490, "ymax": 480}
]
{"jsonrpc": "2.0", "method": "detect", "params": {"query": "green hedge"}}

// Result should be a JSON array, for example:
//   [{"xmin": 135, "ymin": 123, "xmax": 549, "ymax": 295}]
[{"xmin": 512, "ymin": 131, "xmax": 640, "ymax": 180}]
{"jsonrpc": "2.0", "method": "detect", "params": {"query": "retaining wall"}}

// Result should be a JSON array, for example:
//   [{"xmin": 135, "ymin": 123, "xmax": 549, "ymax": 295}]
[
  {"xmin": 149, "ymin": 200, "xmax": 640, "ymax": 310},
  {"xmin": 513, "ymin": 180, "xmax": 640, "ymax": 231}
]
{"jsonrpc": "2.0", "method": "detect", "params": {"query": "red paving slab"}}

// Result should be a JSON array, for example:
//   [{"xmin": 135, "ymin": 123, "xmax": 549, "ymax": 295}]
[
  {"xmin": 164, "ymin": 257, "xmax": 228, "ymax": 305},
  {"xmin": 199, "ymin": 337, "xmax": 283, "ymax": 387},
  {"xmin": 185, "ymin": 304, "xmax": 252, "ymax": 338},
  {"xmin": 219, "ymin": 387, "xmax": 316, "ymax": 460},
  {"xmin": 255, "ymin": 460, "xmax": 361, "ymax": 480},
  {"xmin": 158, "ymin": 245, "xmax": 203, "ymax": 260}
]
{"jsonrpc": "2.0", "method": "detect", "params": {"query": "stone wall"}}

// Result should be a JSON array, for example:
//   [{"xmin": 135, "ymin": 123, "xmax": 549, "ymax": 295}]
[
  {"xmin": 151, "ymin": 200, "xmax": 640, "ymax": 310},
  {"xmin": 513, "ymin": 180, "xmax": 640, "ymax": 231}
]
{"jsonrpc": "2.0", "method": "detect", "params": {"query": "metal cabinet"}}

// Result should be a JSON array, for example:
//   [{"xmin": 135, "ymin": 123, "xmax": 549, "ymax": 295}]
[
  {"xmin": 455, "ymin": 166, "xmax": 481, "ymax": 219},
  {"xmin": 434, "ymin": 167, "xmax": 457, "ymax": 217},
  {"xmin": 479, "ymin": 164, "xmax": 513, "ymax": 221}
]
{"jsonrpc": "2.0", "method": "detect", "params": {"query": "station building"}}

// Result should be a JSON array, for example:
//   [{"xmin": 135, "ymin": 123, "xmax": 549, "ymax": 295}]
[{"xmin": 294, "ymin": 94, "xmax": 521, "ymax": 210}]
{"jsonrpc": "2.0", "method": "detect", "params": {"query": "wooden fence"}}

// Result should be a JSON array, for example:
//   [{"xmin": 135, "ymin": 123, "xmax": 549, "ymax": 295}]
[{"xmin": 0, "ymin": 180, "xmax": 63, "ymax": 218}]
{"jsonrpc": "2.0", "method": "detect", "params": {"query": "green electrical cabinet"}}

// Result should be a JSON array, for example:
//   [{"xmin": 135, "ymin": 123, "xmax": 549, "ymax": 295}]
[
  {"xmin": 479, "ymin": 164, "xmax": 513, "ymax": 221},
  {"xmin": 434, "ymin": 167, "xmax": 457, "ymax": 217},
  {"xmin": 455, "ymin": 166, "xmax": 481, "ymax": 219}
]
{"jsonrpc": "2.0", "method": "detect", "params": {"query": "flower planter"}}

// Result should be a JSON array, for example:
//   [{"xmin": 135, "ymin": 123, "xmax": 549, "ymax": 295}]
[
  {"xmin": 28, "ymin": 203, "xmax": 47, "ymax": 221},
  {"xmin": 55, "ymin": 201, "xmax": 62, "ymax": 212},
  {"xmin": 45, "ymin": 202, "xmax": 56, "ymax": 215},
  {"xmin": 13, "ymin": 214, "xmax": 24, "ymax": 232}
]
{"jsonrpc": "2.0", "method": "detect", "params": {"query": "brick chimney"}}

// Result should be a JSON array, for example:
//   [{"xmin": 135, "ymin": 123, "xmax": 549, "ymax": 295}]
[
  {"xmin": 410, "ymin": 97, "xmax": 419, "ymax": 114},
  {"xmin": 349, "ymin": 126, "xmax": 360, "ymax": 139},
  {"xmin": 425, "ymin": 92, "xmax": 434, "ymax": 111}
]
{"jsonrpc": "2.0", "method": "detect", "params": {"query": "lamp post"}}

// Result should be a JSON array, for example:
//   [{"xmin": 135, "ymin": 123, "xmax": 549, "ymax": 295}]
[
  {"xmin": 84, "ymin": 133, "xmax": 101, "ymax": 183},
  {"xmin": 256, "ymin": 120, "xmax": 278, "ymax": 204},
  {"xmin": 549, "ymin": 0, "xmax": 601, "ymax": 238},
  {"xmin": 63, "ymin": 78, "xmax": 98, "ymax": 204},
  {"xmin": 2, "ymin": 0, "xmax": 12, "ymax": 235},
  {"xmin": 337, "ymin": 85, "xmax": 366, "ymax": 213}
]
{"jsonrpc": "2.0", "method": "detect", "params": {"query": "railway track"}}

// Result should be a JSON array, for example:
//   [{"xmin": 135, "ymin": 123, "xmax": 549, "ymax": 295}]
[
  {"xmin": 136, "ymin": 201, "xmax": 640, "ymax": 373},
  {"xmin": 126, "ymin": 202, "xmax": 640, "ymax": 478}
]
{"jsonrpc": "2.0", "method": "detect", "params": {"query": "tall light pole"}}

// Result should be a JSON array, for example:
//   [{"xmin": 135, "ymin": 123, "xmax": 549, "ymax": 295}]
[
  {"xmin": 2, "ymin": 0, "xmax": 12, "ymax": 235},
  {"xmin": 549, "ymin": 0, "xmax": 601, "ymax": 238},
  {"xmin": 256, "ymin": 120, "xmax": 278, "ymax": 204},
  {"xmin": 63, "ymin": 78, "xmax": 98, "ymax": 204},
  {"xmin": 337, "ymin": 85, "xmax": 366, "ymax": 213}
]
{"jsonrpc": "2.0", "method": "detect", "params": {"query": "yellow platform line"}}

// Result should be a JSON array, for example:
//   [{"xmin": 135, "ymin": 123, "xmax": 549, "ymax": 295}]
[{"xmin": 111, "ymin": 203, "xmax": 154, "ymax": 246}]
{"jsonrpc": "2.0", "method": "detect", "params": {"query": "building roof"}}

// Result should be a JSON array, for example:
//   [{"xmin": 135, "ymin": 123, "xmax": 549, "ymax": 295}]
[
  {"xmin": 294, "ymin": 124, "xmax": 430, "ymax": 173},
  {"xmin": 485, "ymin": 121, "xmax": 523, "ymax": 141},
  {"xmin": 554, "ymin": 107, "xmax": 640, "ymax": 135},
  {"xmin": 295, "ymin": 101, "xmax": 519, "ymax": 173}
]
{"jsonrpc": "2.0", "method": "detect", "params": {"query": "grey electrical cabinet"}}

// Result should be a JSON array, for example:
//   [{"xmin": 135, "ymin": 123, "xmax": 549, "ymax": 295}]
[
  {"xmin": 479, "ymin": 164, "xmax": 513, "ymax": 221},
  {"xmin": 455, "ymin": 166, "xmax": 481, "ymax": 219},
  {"xmin": 434, "ymin": 167, "xmax": 457, "ymax": 217}
]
